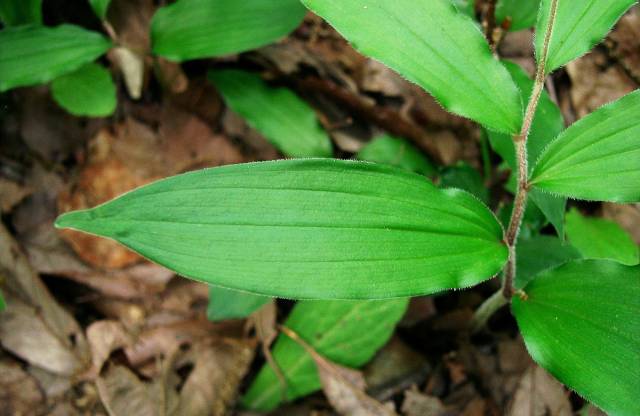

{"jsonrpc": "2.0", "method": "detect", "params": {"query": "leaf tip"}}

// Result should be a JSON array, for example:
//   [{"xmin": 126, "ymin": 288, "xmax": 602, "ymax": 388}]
[{"xmin": 54, "ymin": 209, "xmax": 95, "ymax": 231}]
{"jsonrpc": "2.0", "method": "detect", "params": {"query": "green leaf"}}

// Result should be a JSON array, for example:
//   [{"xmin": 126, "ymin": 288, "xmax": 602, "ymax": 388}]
[
  {"xmin": 301, "ymin": 0, "xmax": 523, "ymax": 134},
  {"xmin": 0, "ymin": 24, "xmax": 111, "ymax": 92},
  {"xmin": 151, "ymin": 0, "xmax": 307, "ymax": 61},
  {"xmin": 452, "ymin": 0, "xmax": 475, "ymax": 17},
  {"xmin": 51, "ymin": 62, "xmax": 116, "ymax": 117},
  {"xmin": 515, "ymin": 235, "xmax": 581, "ymax": 289},
  {"xmin": 439, "ymin": 162, "xmax": 489, "ymax": 205},
  {"xmin": 487, "ymin": 61, "xmax": 566, "ymax": 236},
  {"xmin": 0, "ymin": 0, "xmax": 42, "ymax": 26},
  {"xmin": 565, "ymin": 208, "xmax": 639, "ymax": 266},
  {"xmin": 207, "ymin": 286, "xmax": 271, "ymax": 321},
  {"xmin": 89, "ymin": 0, "xmax": 111, "ymax": 20},
  {"xmin": 0, "ymin": 290, "xmax": 5, "ymax": 312},
  {"xmin": 531, "ymin": 90, "xmax": 640, "ymax": 202},
  {"xmin": 496, "ymin": 0, "xmax": 540, "ymax": 31},
  {"xmin": 536, "ymin": 0, "xmax": 637, "ymax": 73},
  {"xmin": 513, "ymin": 260, "xmax": 640, "ymax": 416},
  {"xmin": 242, "ymin": 298, "xmax": 408, "ymax": 411},
  {"xmin": 55, "ymin": 159, "xmax": 508, "ymax": 300},
  {"xmin": 355, "ymin": 134, "xmax": 436, "ymax": 177},
  {"xmin": 209, "ymin": 70, "xmax": 332, "ymax": 158}
]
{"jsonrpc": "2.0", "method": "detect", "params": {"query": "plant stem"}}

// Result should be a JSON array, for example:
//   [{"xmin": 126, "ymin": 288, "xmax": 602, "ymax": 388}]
[{"xmin": 471, "ymin": 0, "xmax": 559, "ymax": 330}]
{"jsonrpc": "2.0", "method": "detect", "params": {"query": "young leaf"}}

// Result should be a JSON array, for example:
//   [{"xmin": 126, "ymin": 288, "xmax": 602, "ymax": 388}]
[
  {"xmin": 536, "ymin": 0, "xmax": 637, "ymax": 73},
  {"xmin": 439, "ymin": 162, "xmax": 489, "ymax": 205},
  {"xmin": 355, "ymin": 134, "xmax": 435, "ymax": 177},
  {"xmin": 0, "ymin": 24, "xmax": 111, "ymax": 92},
  {"xmin": 89, "ymin": 0, "xmax": 111, "ymax": 21},
  {"xmin": 301, "ymin": 0, "xmax": 523, "ymax": 134},
  {"xmin": 530, "ymin": 90, "xmax": 640, "ymax": 202},
  {"xmin": 151, "ymin": 0, "xmax": 307, "ymax": 61},
  {"xmin": 55, "ymin": 159, "xmax": 508, "ymax": 300},
  {"xmin": 51, "ymin": 62, "xmax": 116, "ymax": 117},
  {"xmin": 513, "ymin": 260, "xmax": 640, "ymax": 416},
  {"xmin": 242, "ymin": 299, "xmax": 408, "ymax": 411},
  {"xmin": 515, "ymin": 235, "xmax": 581, "ymax": 289},
  {"xmin": 496, "ymin": 0, "xmax": 540, "ymax": 31},
  {"xmin": 565, "ymin": 208, "xmax": 639, "ymax": 266},
  {"xmin": 0, "ymin": 0, "xmax": 42, "ymax": 26},
  {"xmin": 487, "ymin": 60, "xmax": 566, "ymax": 236},
  {"xmin": 209, "ymin": 70, "xmax": 332, "ymax": 158},
  {"xmin": 207, "ymin": 286, "xmax": 271, "ymax": 321}
]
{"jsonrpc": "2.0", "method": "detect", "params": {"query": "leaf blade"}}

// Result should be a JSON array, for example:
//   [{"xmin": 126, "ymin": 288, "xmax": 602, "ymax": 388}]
[
  {"xmin": 356, "ymin": 134, "xmax": 435, "ymax": 177},
  {"xmin": 151, "ymin": 0, "xmax": 307, "ymax": 61},
  {"xmin": 0, "ymin": 24, "xmax": 111, "ymax": 92},
  {"xmin": 513, "ymin": 260, "xmax": 640, "ymax": 416},
  {"xmin": 55, "ymin": 159, "xmax": 508, "ymax": 300},
  {"xmin": 0, "ymin": 0, "xmax": 42, "ymax": 26},
  {"xmin": 530, "ymin": 90, "xmax": 640, "ymax": 202},
  {"xmin": 209, "ymin": 70, "xmax": 333, "ymax": 158},
  {"xmin": 301, "ymin": 0, "xmax": 523, "ymax": 133},
  {"xmin": 51, "ymin": 62, "xmax": 116, "ymax": 117},
  {"xmin": 207, "ymin": 286, "xmax": 271, "ymax": 321}
]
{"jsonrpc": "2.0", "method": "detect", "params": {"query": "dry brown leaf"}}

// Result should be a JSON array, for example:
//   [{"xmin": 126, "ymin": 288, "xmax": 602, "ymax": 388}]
[
  {"xmin": 0, "ymin": 358, "xmax": 46, "ymax": 415},
  {"xmin": 607, "ymin": 6, "xmax": 640, "ymax": 83},
  {"xmin": 85, "ymin": 320, "xmax": 133, "ymax": 379},
  {"xmin": 507, "ymin": 366, "xmax": 572, "ymax": 416},
  {"xmin": 401, "ymin": 387, "xmax": 447, "ymax": 416},
  {"xmin": 96, "ymin": 365, "xmax": 162, "ymax": 416},
  {"xmin": 0, "ymin": 177, "xmax": 31, "ymax": 213},
  {"xmin": 154, "ymin": 57, "xmax": 189, "ymax": 94}
]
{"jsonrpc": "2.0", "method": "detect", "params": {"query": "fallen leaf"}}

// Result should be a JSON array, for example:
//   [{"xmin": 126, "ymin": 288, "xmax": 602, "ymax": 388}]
[
  {"xmin": 85, "ymin": 320, "xmax": 133, "ymax": 379},
  {"xmin": 507, "ymin": 366, "xmax": 572, "ymax": 416},
  {"xmin": 401, "ymin": 387, "xmax": 447, "ymax": 416},
  {"xmin": 606, "ymin": 6, "xmax": 640, "ymax": 83},
  {"xmin": 0, "ymin": 177, "xmax": 31, "ymax": 213},
  {"xmin": 0, "ymin": 358, "xmax": 46, "ymax": 415},
  {"xmin": 154, "ymin": 57, "xmax": 189, "ymax": 94},
  {"xmin": 97, "ymin": 364, "xmax": 166, "ymax": 416}
]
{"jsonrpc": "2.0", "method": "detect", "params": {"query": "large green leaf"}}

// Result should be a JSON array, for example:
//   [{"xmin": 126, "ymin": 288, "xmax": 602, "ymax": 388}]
[
  {"xmin": 302, "ymin": 0, "xmax": 523, "ymax": 134},
  {"xmin": 243, "ymin": 299, "xmax": 408, "ymax": 411},
  {"xmin": 0, "ymin": 24, "xmax": 111, "ymax": 92},
  {"xmin": 151, "ymin": 0, "xmax": 307, "ymax": 61},
  {"xmin": 51, "ymin": 62, "xmax": 116, "ymax": 117},
  {"xmin": 0, "ymin": 0, "xmax": 42, "ymax": 26},
  {"xmin": 513, "ymin": 260, "xmax": 640, "ymax": 416},
  {"xmin": 515, "ymin": 235, "xmax": 581, "ymax": 289},
  {"xmin": 55, "ymin": 159, "xmax": 508, "ymax": 299},
  {"xmin": 531, "ymin": 90, "xmax": 640, "ymax": 202},
  {"xmin": 207, "ymin": 286, "xmax": 271, "ymax": 321},
  {"xmin": 565, "ymin": 208, "xmax": 639, "ymax": 266},
  {"xmin": 209, "ymin": 70, "xmax": 332, "ymax": 158},
  {"xmin": 536, "ymin": 0, "xmax": 637, "ymax": 73},
  {"xmin": 496, "ymin": 0, "xmax": 540, "ymax": 31},
  {"xmin": 487, "ymin": 61, "xmax": 566, "ymax": 236},
  {"xmin": 355, "ymin": 134, "xmax": 435, "ymax": 177}
]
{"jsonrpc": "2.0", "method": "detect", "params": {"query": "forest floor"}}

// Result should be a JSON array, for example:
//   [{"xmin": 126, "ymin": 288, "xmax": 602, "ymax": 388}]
[{"xmin": 1, "ymin": 2, "xmax": 639, "ymax": 415}]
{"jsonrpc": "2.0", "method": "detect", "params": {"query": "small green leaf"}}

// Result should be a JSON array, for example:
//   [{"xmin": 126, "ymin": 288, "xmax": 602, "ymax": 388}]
[
  {"xmin": 0, "ymin": 24, "xmax": 111, "ymax": 92},
  {"xmin": 486, "ymin": 61, "xmax": 566, "ymax": 236},
  {"xmin": 536, "ymin": 0, "xmax": 637, "ymax": 73},
  {"xmin": 209, "ymin": 70, "xmax": 332, "ymax": 158},
  {"xmin": 439, "ymin": 162, "xmax": 489, "ymax": 205},
  {"xmin": 496, "ymin": 0, "xmax": 540, "ymax": 31},
  {"xmin": 151, "ymin": 0, "xmax": 307, "ymax": 61},
  {"xmin": 0, "ymin": 290, "xmax": 5, "ymax": 312},
  {"xmin": 513, "ymin": 260, "xmax": 640, "ymax": 416},
  {"xmin": 242, "ymin": 298, "xmax": 408, "ymax": 411},
  {"xmin": 531, "ymin": 90, "xmax": 640, "ymax": 202},
  {"xmin": 55, "ymin": 159, "xmax": 508, "ymax": 300},
  {"xmin": 565, "ymin": 208, "xmax": 639, "ymax": 266},
  {"xmin": 0, "ymin": 0, "xmax": 42, "ymax": 26},
  {"xmin": 89, "ymin": 0, "xmax": 111, "ymax": 20},
  {"xmin": 301, "ymin": 0, "xmax": 523, "ymax": 134},
  {"xmin": 51, "ymin": 62, "xmax": 116, "ymax": 117},
  {"xmin": 515, "ymin": 235, "xmax": 581, "ymax": 289},
  {"xmin": 207, "ymin": 286, "xmax": 271, "ymax": 321},
  {"xmin": 355, "ymin": 134, "xmax": 436, "ymax": 177}
]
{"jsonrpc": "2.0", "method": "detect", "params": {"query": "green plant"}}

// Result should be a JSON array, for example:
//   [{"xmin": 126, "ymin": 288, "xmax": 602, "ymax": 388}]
[{"xmin": 53, "ymin": 0, "xmax": 639, "ymax": 414}]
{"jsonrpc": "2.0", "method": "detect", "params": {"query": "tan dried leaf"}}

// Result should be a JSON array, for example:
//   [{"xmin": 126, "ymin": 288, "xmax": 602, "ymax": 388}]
[{"xmin": 507, "ymin": 366, "xmax": 572, "ymax": 416}]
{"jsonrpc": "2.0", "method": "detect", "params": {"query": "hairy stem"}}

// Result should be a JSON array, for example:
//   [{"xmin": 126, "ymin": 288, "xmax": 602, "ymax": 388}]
[{"xmin": 471, "ymin": 0, "xmax": 559, "ymax": 330}]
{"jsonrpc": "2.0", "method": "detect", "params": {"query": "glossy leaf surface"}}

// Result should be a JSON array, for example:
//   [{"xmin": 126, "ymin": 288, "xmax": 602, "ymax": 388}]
[
  {"xmin": 207, "ymin": 286, "xmax": 271, "ymax": 321},
  {"xmin": 243, "ymin": 299, "xmax": 408, "ymax": 411},
  {"xmin": 355, "ymin": 134, "xmax": 435, "ymax": 177},
  {"xmin": 302, "ymin": 0, "xmax": 523, "ymax": 133},
  {"xmin": 209, "ymin": 70, "xmax": 332, "ymax": 158},
  {"xmin": 531, "ymin": 90, "xmax": 640, "ymax": 202},
  {"xmin": 151, "ymin": 0, "xmax": 306, "ymax": 61},
  {"xmin": 0, "ymin": 0, "xmax": 41, "ymax": 26},
  {"xmin": 55, "ymin": 159, "xmax": 508, "ymax": 300},
  {"xmin": 565, "ymin": 208, "xmax": 639, "ymax": 266},
  {"xmin": 513, "ymin": 260, "xmax": 640, "ymax": 416},
  {"xmin": 536, "ymin": 0, "xmax": 637, "ymax": 73},
  {"xmin": 0, "ymin": 24, "xmax": 111, "ymax": 91},
  {"xmin": 51, "ymin": 62, "xmax": 116, "ymax": 117},
  {"xmin": 515, "ymin": 235, "xmax": 581, "ymax": 289},
  {"xmin": 496, "ymin": 0, "xmax": 540, "ymax": 31}
]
